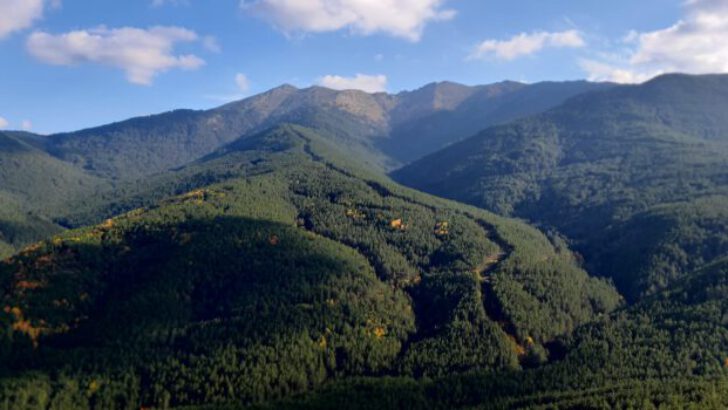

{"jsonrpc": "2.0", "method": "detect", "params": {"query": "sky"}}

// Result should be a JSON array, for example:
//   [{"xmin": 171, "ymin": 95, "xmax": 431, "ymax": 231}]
[{"xmin": 0, "ymin": 0, "xmax": 725, "ymax": 133}]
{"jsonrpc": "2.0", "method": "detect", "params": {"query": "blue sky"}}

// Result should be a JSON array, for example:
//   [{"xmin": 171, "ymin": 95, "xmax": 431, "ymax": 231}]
[{"xmin": 0, "ymin": 0, "xmax": 723, "ymax": 133}]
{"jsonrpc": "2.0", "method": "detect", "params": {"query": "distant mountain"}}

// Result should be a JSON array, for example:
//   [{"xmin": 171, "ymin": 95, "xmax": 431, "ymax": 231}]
[
  {"xmin": 0, "ymin": 131, "xmax": 106, "ymax": 257},
  {"xmin": 42, "ymin": 84, "xmax": 392, "ymax": 179},
  {"xmin": 2, "ymin": 75, "xmax": 728, "ymax": 408},
  {"xmin": 39, "ymin": 80, "xmax": 610, "ymax": 180},
  {"xmin": 0, "ymin": 125, "xmax": 619, "ymax": 408},
  {"xmin": 0, "ymin": 131, "xmax": 104, "ymax": 210},
  {"xmin": 380, "ymin": 80, "xmax": 613, "ymax": 163},
  {"xmin": 0, "ymin": 79, "xmax": 608, "ymax": 256},
  {"xmin": 394, "ymin": 73, "xmax": 728, "ymax": 301}
]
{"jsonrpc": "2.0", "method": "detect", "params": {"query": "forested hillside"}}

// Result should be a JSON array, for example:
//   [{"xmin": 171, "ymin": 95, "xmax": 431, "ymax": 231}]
[
  {"xmin": 0, "ymin": 132, "xmax": 106, "ymax": 258},
  {"xmin": 1, "ymin": 75, "xmax": 727, "ymax": 409},
  {"xmin": 394, "ymin": 73, "xmax": 728, "ymax": 301},
  {"xmin": 5, "ymin": 0, "xmax": 728, "ymax": 404},
  {"xmin": 0, "ymin": 125, "xmax": 619, "ymax": 409},
  {"xmin": 380, "ymin": 80, "xmax": 612, "ymax": 163},
  {"xmin": 0, "ymin": 80, "xmax": 607, "ymax": 258},
  {"xmin": 41, "ymin": 80, "xmax": 607, "ymax": 179},
  {"xmin": 254, "ymin": 258, "xmax": 728, "ymax": 410}
]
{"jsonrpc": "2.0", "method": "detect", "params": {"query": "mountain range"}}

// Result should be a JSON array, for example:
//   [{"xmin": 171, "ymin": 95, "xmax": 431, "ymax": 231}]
[
  {"xmin": 43, "ymin": 79, "xmax": 610, "ymax": 179},
  {"xmin": 0, "ymin": 79, "xmax": 608, "ymax": 258},
  {"xmin": 394, "ymin": 73, "xmax": 728, "ymax": 301},
  {"xmin": 1, "ymin": 74, "xmax": 728, "ymax": 409}
]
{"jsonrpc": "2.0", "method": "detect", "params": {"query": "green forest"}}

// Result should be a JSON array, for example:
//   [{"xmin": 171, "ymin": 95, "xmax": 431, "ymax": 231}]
[
  {"xmin": 395, "ymin": 74, "xmax": 728, "ymax": 301},
  {"xmin": 1, "ymin": 126, "xmax": 620, "ymax": 408},
  {"xmin": 0, "ymin": 74, "xmax": 727, "ymax": 409}
]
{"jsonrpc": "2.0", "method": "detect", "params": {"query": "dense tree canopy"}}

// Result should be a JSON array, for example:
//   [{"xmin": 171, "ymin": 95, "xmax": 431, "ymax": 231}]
[
  {"xmin": 1, "ymin": 74, "xmax": 727, "ymax": 408},
  {"xmin": 394, "ymin": 74, "xmax": 728, "ymax": 301},
  {"xmin": 0, "ymin": 126, "xmax": 619, "ymax": 409}
]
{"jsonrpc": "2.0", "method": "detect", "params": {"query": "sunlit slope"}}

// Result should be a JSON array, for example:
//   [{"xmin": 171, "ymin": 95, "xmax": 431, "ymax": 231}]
[
  {"xmin": 0, "ymin": 125, "xmax": 619, "ymax": 408},
  {"xmin": 42, "ymin": 80, "xmax": 608, "ymax": 180}
]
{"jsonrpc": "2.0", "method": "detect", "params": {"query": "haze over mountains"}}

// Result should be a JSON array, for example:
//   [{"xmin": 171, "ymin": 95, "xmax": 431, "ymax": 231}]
[{"xmin": 1, "ymin": 73, "xmax": 728, "ymax": 409}]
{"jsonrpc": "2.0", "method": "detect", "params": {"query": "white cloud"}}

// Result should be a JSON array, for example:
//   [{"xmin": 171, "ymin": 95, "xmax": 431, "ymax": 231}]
[
  {"xmin": 582, "ymin": 0, "xmax": 728, "ymax": 83},
  {"xmin": 684, "ymin": 0, "xmax": 728, "ymax": 12},
  {"xmin": 21, "ymin": 120, "xmax": 32, "ymax": 130},
  {"xmin": 317, "ymin": 73, "xmax": 387, "ymax": 92},
  {"xmin": 241, "ymin": 0, "xmax": 455, "ymax": 41},
  {"xmin": 469, "ymin": 30, "xmax": 585, "ymax": 61},
  {"xmin": 235, "ymin": 73, "xmax": 250, "ymax": 92},
  {"xmin": 579, "ymin": 59, "xmax": 659, "ymax": 84},
  {"xmin": 202, "ymin": 35, "xmax": 221, "ymax": 52},
  {"xmin": 0, "ymin": 117, "xmax": 8, "ymax": 129},
  {"xmin": 203, "ymin": 73, "xmax": 251, "ymax": 103},
  {"xmin": 26, "ymin": 26, "xmax": 205, "ymax": 85},
  {"xmin": 0, "ymin": 0, "xmax": 54, "ymax": 39}
]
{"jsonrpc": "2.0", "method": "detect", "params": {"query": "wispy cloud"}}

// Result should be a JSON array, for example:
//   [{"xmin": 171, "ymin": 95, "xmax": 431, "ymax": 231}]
[
  {"xmin": 241, "ymin": 0, "xmax": 455, "ymax": 42},
  {"xmin": 317, "ymin": 73, "xmax": 387, "ymax": 92},
  {"xmin": 469, "ymin": 30, "xmax": 585, "ymax": 61},
  {"xmin": 0, "ymin": 116, "xmax": 8, "ymax": 129},
  {"xmin": 202, "ymin": 35, "xmax": 221, "ymax": 53},
  {"xmin": 27, "ymin": 26, "xmax": 206, "ymax": 85},
  {"xmin": 235, "ymin": 73, "xmax": 250, "ymax": 92},
  {"xmin": 204, "ymin": 73, "xmax": 253, "ymax": 103},
  {"xmin": 579, "ymin": 59, "xmax": 656, "ymax": 84}
]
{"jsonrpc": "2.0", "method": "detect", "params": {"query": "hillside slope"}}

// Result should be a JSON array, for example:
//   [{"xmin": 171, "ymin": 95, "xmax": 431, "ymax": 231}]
[
  {"xmin": 40, "ymin": 80, "xmax": 609, "ymax": 180},
  {"xmin": 0, "ymin": 132, "xmax": 106, "ymax": 257},
  {"xmin": 380, "ymin": 80, "xmax": 612, "ymax": 163},
  {"xmin": 47, "ymin": 85, "xmax": 396, "ymax": 178},
  {"xmin": 394, "ymin": 73, "xmax": 728, "ymax": 300},
  {"xmin": 0, "ymin": 125, "xmax": 619, "ymax": 409},
  {"xmin": 258, "ymin": 258, "xmax": 728, "ymax": 410},
  {"xmin": 0, "ymin": 80, "xmax": 610, "ymax": 255}
]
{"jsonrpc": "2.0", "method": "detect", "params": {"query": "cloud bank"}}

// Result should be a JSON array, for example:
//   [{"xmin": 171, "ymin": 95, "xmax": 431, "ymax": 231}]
[
  {"xmin": 27, "ymin": 26, "xmax": 205, "ymax": 85},
  {"xmin": 582, "ymin": 0, "xmax": 728, "ymax": 83},
  {"xmin": 318, "ymin": 73, "xmax": 387, "ymax": 92},
  {"xmin": 242, "ymin": 0, "xmax": 455, "ymax": 41},
  {"xmin": 0, "ymin": 0, "xmax": 58, "ymax": 39},
  {"xmin": 469, "ymin": 30, "xmax": 585, "ymax": 61}
]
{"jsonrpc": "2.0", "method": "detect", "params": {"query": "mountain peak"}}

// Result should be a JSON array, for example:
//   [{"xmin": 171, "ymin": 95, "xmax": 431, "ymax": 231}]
[{"xmin": 267, "ymin": 83, "xmax": 298, "ymax": 93}]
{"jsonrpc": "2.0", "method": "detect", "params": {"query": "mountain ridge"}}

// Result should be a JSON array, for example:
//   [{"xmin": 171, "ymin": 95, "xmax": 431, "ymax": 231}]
[
  {"xmin": 393, "ymin": 72, "xmax": 728, "ymax": 301},
  {"xmin": 2, "ymin": 73, "xmax": 728, "ymax": 408},
  {"xmin": 0, "ymin": 124, "xmax": 620, "ymax": 408},
  {"xmin": 36, "ymin": 78, "xmax": 611, "ymax": 178}
]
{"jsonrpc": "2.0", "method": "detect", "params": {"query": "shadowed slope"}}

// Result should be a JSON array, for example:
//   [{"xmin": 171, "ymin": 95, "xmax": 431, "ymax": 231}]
[{"xmin": 394, "ymin": 74, "xmax": 728, "ymax": 300}]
